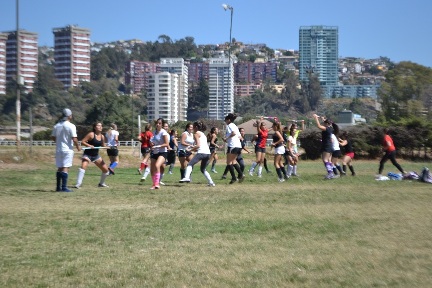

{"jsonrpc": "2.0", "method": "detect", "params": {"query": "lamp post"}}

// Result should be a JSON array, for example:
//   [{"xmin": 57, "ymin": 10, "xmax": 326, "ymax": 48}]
[
  {"xmin": 16, "ymin": 0, "xmax": 21, "ymax": 145},
  {"xmin": 222, "ymin": 3, "xmax": 233, "ymax": 119}
]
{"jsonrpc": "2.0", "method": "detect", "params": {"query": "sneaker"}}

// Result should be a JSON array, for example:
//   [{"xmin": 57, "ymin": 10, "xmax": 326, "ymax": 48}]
[
  {"xmin": 352, "ymin": 172, "xmax": 356, "ymax": 176},
  {"xmin": 108, "ymin": 168, "xmax": 115, "ymax": 175},
  {"xmin": 60, "ymin": 188, "xmax": 72, "ymax": 192},
  {"xmin": 278, "ymin": 178, "xmax": 285, "ymax": 182},
  {"xmin": 137, "ymin": 168, "xmax": 142, "ymax": 175},
  {"xmin": 238, "ymin": 174, "xmax": 246, "ymax": 183},
  {"xmin": 211, "ymin": 169, "xmax": 218, "ymax": 173},
  {"xmin": 73, "ymin": 185, "xmax": 81, "ymax": 189},
  {"xmin": 98, "ymin": 183, "xmax": 109, "ymax": 188},
  {"xmin": 249, "ymin": 170, "xmax": 254, "ymax": 176},
  {"xmin": 140, "ymin": 177, "xmax": 146, "ymax": 182},
  {"xmin": 324, "ymin": 174, "xmax": 335, "ymax": 180},
  {"xmin": 208, "ymin": 183, "xmax": 216, "ymax": 187},
  {"xmin": 159, "ymin": 181, "xmax": 165, "ymax": 186},
  {"xmin": 375, "ymin": 174, "xmax": 382, "ymax": 180},
  {"xmin": 340, "ymin": 172, "xmax": 346, "ymax": 177},
  {"xmin": 257, "ymin": 174, "xmax": 262, "ymax": 178},
  {"xmin": 267, "ymin": 170, "xmax": 272, "ymax": 174},
  {"xmin": 150, "ymin": 185, "xmax": 160, "ymax": 190},
  {"xmin": 291, "ymin": 174, "xmax": 298, "ymax": 177},
  {"xmin": 284, "ymin": 174, "xmax": 290, "ymax": 180},
  {"xmin": 221, "ymin": 175, "xmax": 227, "ymax": 180},
  {"xmin": 168, "ymin": 171, "xmax": 173, "ymax": 174},
  {"xmin": 179, "ymin": 178, "xmax": 191, "ymax": 183},
  {"xmin": 229, "ymin": 179, "xmax": 237, "ymax": 184}
]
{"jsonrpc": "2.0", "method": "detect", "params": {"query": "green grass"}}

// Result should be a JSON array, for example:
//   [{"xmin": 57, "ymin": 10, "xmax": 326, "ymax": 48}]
[{"xmin": 1, "ymin": 147, "xmax": 432, "ymax": 287}]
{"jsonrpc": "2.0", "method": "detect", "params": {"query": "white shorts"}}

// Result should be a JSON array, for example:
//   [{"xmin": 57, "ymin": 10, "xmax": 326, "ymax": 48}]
[
  {"xmin": 274, "ymin": 146, "xmax": 285, "ymax": 155},
  {"xmin": 55, "ymin": 150, "xmax": 74, "ymax": 168}
]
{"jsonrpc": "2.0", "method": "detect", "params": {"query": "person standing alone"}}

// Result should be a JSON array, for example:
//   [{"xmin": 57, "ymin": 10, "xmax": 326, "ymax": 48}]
[{"xmin": 51, "ymin": 108, "xmax": 81, "ymax": 192}]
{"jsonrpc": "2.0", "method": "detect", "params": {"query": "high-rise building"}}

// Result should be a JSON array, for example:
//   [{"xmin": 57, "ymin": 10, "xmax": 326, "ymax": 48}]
[
  {"xmin": 187, "ymin": 62, "xmax": 209, "ymax": 85},
  {"xmin": 146, "ymin": 72, "xmax": 179, "ymax": 124},
  {"xmin": 159, "ymin": 58, "xmax": 188, "ymax": 121},
  {"xmin": 0, "ymin": 33, "xmax": 7, "ymax": 94},
  {"xmin": 299, "ymin": 26, "xmax": 338, "ymax": 87},
  {"xmin": 53, "ymin": 25, "xmax": 91, "ymax": 89},
  {"xmin": 208, "ymin": 57, "xmax": 234, "ymax": 120},
  {"xmin": 125, "ymin": 61, "xmax": 159, "ymax": 94},
  {"xmin": 234, "ymin": 62, "xmax": 277, "ymax": 84},
  {"xmin": 4, "ymin": 30, "xmax": 38, "ymax": 93}
]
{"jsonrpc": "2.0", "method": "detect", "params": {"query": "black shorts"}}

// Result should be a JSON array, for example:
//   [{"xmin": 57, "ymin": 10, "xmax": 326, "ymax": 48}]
[
  {"xmin": 141, "ymin": 147, "xmax": 151, "ymax": 156},
  {"xmin": 151, "ymin": 152, "xmax": 167, "ymax": 160},
  {"xmin": 107, "ymin": 147, "xmax": 119, "ymax": 157},
  {"xmin": 178, "ymin": 149, "xmax": 192, "ymax": 158},
  {"xmin": 227, "ymin": 147, "xmax": 242, "ymax": 155},
  {"xmin": 255, "ymin": 147, "xmax": 266, "ymax": 153},
  {"xmin": 166, "ymin": 150, "xmax": 176, "ymax": 165},
  {"xmin": 210, "ymin": 147, "xmax": 217, "ymax": 154},
  {"xmin": 332, "ymin": 150, "xmax": 342, "ymax": 158}
]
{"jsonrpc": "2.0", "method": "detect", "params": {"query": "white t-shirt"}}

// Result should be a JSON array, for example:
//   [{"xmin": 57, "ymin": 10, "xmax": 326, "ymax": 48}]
[
  {"xmin": 105, "ymin": 130, "xmax": 119, "ymax": 147},
  {"xmin": 225, "ymin": 123, "xmax": 241, "ymax": 148},
  {"xmin": 196, "ymin": 131, "xmax": 210, "ymax": 154},
  {"xmin": 151, "ymin": 129, "xmax": 169, "ymax": 154},
  {"xmin": 52, "ymin": 120, "xmax": 77, "ymax": 152},
  {"xmin": 178, "ymin": 131, "xmax": 195, "ymax": 151},
  {"xmin": 331, "ymin": 134, "xmax": 340, "ymax": 151}
]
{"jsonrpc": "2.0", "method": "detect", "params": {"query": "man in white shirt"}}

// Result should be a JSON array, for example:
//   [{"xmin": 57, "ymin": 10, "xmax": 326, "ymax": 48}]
[{"xmin": 51, "ymin": 108, "xmax": 81, "ymax": 192}]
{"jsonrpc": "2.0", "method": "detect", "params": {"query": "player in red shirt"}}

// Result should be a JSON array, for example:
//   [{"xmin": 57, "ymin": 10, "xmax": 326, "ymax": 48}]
[
  {"xmin": 377, "ymin": 128, "xmax": 406, "ymax": 178},
  {"xmin": 138, "ymin": 124, "xmax": 153, "ymax": 181}
]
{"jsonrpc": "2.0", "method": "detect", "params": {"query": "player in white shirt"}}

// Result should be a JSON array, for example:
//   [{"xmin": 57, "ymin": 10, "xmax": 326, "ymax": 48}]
[
  {"xmin": 149, "ymin": 118, "xmax": 170, "ymax": 189},
  {"xmin": 223, "ymin": 113, "xmax": 245, "ymax": 184},
  {"xmin": 179, "ymin": 121, "xmax": 215, "ymax": 186},
  {"xmin": 105, "ymin": 123, "xmax": 119, "ymax": 175},
  {"xmin": 51, "ymin": 108, "xmax": 81, "ymax": 192}
]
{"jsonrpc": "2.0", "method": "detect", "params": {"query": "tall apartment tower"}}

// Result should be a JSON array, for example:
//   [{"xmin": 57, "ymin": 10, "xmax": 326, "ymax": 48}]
[
  {"xmin": 299, "ymin": 26, "xmax": 338, "ymax": 87},
  {"xmin": 146, "ymin": 72, "xmax": 179, "ymax": 124},
  {"xmin": 208, "ymin": 57, "xmax": 234, "ymax": 120},
  {"xmin": 4, "ymin": 30, "xmax": 38, "ymax": 93},
  {"xmin": 0, "ymin": 33, "xmax": 7, "ymax": 94},
  {"xmin": 159, "ymin": 58, "xmax": 188, "ymax": 121},
  {"xmin": 53, "ymin": 25, "xmax": 91, "ymax": 89},
  {"xmin": 125, "ymin": 61, "xmax": 159, "ymax": 94}
]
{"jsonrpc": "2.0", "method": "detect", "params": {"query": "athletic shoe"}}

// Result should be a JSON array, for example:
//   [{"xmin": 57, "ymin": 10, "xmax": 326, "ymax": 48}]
[
  {"xmin": 257, "ymin": 174, "xmax": 262, "ymax": 178},
  {"xmin": 340, "ymin": 172, "xmax": 346, "ymax": 177},
  {"xmin": 266, "ymin": 170, "xmax": 272, "ymax": 174},
  {"xmin": 284, "ymin": 174, "xmax": 290, "ymax": 180},
  {"xmin": 179, "ymin": 178, "xmax": 191, "ymax": 183},
  {"xmin": 168, "ymin": 171, "xmax": 173, "ymax": 174},
  {"xmin": 59, "ymin": 188, "xmax": 72, "ymax": 192},
  {"xmin": 159, "ymin": 181, "xmax": 165, "ymax": 186},
  {"xmin": 137, "ymin": 168, "xmax": 142, "ymax": 175},
  {"xmin": 249, "ymin": 171, "xmax": 254, "ymax": 176},
  {"xmin": 208, "ymin": 183, "xmax": 216, "ymax": 187},
  {"xmin": 98, "ymin": 183, "xmax": 109, "ymax": 188},
  {"xmin": 352, "ymin": 172, "xmax": 356, "ymax": 176},
  {"xmin": 108, "ymin": 168, "xmax": 115, "ymax": 175},
  {"xmin": 221, "ymin": 175, "xmax": 227, "ymax": 180},
  {"xmin": 211, "ymin": 169, "xmax": 218, "ymax": 173},
  {"xmin": 291, "ymin": 174, "xmax": 298, "ymax": 177},
  {"xmin": 73, "ymin": 185, "xmax": 81, "ymax": 189},
  {"xmin": 229, "ymin": 179, "xmax": 237, "ymax": 184},
  {"xmin": 278, "ymin": 178, "xmax": 285, "ymax": 182},
  {"xmin": 140, "ymin": 177, "xmax": 146, "ymax": 182},
  {"xmin": 238, "ymin": 174, "xmax": 246, "ymax": 183},
  {"xmin": 150, "ymin": 185, "xmax": 160, "ymax": 190}
]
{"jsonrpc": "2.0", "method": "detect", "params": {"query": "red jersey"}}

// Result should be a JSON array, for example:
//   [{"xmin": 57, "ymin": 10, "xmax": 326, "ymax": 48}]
[
  {"xmin": 256, "ymin": 129, "xmax": 268, "ymax": 149},
  {"xmin": 383, "ymin": 134, "xmax": 396, "ymax": 152},
  {"xmin": 140, "ymin": 131, "xmax": 153, "ymax": 148}
]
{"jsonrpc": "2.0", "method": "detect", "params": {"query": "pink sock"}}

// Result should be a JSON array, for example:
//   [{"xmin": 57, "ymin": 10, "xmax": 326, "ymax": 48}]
[{"xmin": 154, "ymin": 173, "xmax": 160, "ymax": 186}]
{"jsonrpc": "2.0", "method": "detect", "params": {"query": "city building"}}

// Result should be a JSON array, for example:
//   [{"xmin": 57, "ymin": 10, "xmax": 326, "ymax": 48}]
[
  {"xmin": 4, "ymin": 30, "xmax": 38, "ymax": 93},
  {"xmin": 125, "ymin": 61, "xmax": 159, "ymax": 94},
  {"xmin": 158, "ymin": 58, "xmax": 189, "ymax": 121},
  {"xmin": 146, "ymin": 72, "xmax": 179, "ymax": 124},
  {"xmin": 234, "ymin": 62, "xmax": 277, "ymax": 84},
  {"xmin": 0, "ymin": 33, "xmax": 7, "ymax": 94},
  {"xmin": 299, "ymin": 26, "xmax": 338, "ymax": 87},
  {"xmin": 208, "ymin": 57, "xmax": 234, "ymax": 120},
  {"xmin": 53, "ymin": 25, "xmax": 91, "ymax": 89},
  {"xmin": 187, "ymin": 62, "xmax": 209, "ymax": 85},
  {"xmin": 234, "ymin": 84, "xmax": 262, "ymax": 97}
]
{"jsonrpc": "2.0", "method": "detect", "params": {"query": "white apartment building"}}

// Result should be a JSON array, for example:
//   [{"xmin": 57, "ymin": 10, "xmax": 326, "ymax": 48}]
[
  {"xmin": 53, "ymin": 25, "xmax": 91, "ymax": 89},
  {"xmin": 147, "ymin": 72, "xmax": 179, "ymax": 124},
  {"xmin": 4, "ymin": 30, "xmax": 38, "ymax": 93},
  {"xmin": 208, "ymin": 57, "xmax": 234, "ymax": 120},
  {"xmin": 0, "ymin": 33, "xmax": 7, "ymax": 94},
  {"xmin": 159, "ymin": 58, "xmax": 188, "ymax": 121}
]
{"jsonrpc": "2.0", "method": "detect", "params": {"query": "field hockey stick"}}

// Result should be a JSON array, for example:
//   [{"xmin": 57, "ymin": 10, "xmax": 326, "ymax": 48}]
[{"xmin": 82, "ymin": 146, "xmax": 110, "ymax": 150}]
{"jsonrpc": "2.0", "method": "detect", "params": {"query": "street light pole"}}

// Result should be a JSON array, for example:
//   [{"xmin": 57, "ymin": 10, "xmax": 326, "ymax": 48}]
[
  {"xmin": 222, "ymin": 3, "xmax": 233, "ymax": 119},
  {"xmin": 16, "ymin": 0, "xmax": 21, "ymax": 145}
]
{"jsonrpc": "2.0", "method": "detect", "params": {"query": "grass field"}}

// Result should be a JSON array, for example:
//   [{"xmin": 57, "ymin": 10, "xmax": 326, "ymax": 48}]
[{"xmin": 1, "ymin": 147, "xmax": 432, "ymax": 287}]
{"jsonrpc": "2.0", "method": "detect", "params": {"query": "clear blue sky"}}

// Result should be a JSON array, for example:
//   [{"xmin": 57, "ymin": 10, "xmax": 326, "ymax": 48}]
[{"xmin": 1, "ymin": 0, "xmax": 431, "ymax": 67}]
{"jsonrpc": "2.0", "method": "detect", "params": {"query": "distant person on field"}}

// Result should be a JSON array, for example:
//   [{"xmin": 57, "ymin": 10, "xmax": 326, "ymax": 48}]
[
  {"xmin": 105, "ymin": 123, "xmax": 119, "ymax": 175},
  {"xmin": 377, "ymin": 128, "xmax": 406, "ymax": 178},
  {"xmin": 313, "ymin": 114, "xmax": 336, "ymax": 179},
  {"xmin": 51, "ymin": 108, "xmax": 81, "ymax": 192},
  {"xmin": 338, "ymin": 131, "xmax": 356, "ymax": 176},
  {"xmin": 138, "ymin": 124, "xmax": 153, "ymax": 182}
]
